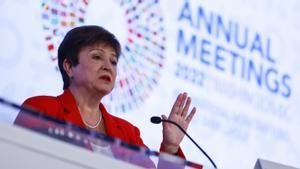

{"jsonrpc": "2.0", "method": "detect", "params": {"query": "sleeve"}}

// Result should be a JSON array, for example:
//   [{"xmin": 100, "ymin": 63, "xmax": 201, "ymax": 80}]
[
  {"xmin": 132, "ymin": 126, "xmax": 149, "ymax": 148},
  {"xmin": 14, "ymin": 97, "xmax": 45, "ymax": 127},
  {"xmin": 14, "ymin": 96, "xmax": 60, "ymax": 128}
]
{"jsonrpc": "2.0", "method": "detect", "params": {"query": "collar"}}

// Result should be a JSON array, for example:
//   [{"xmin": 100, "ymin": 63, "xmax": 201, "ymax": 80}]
[
  {"xmin": 99, "ymin": 103, "xmax": 121, "ymax": 138},
  {"xmin": 57, "ymin": 89, "xmax": 86, "ymax": 128}
]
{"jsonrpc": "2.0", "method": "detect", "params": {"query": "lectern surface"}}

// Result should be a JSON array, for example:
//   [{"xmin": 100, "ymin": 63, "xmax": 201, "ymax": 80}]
[{"xmin": 0, "ymin": 107, "xmax": 208, "ymax": 169}]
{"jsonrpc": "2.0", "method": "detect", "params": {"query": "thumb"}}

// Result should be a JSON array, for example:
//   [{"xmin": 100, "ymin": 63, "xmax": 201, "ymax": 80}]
[
  {"xmin": 161, "ymin": 114, "xmax": 168, "ymax": 127},
  {"xmin": 161, "ymin": 114, "xmax": 168, "ymax": 120}
]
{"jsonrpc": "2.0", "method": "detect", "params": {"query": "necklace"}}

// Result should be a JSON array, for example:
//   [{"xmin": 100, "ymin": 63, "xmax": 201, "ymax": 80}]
[{"xmin": 82, "ymin": 113, "xmax": 102, "ymax": 129}]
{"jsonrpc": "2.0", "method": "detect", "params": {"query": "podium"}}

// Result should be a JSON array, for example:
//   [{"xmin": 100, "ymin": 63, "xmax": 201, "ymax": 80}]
[
  {"xmin": 0, "ymin": 123, "xmax": 143, "ymax": 169},
  {"xmin": 254, "ymin": 159, "xmax": 299, "ymax": 169},
  {"xmin": 0, "ymin": 107, "xmax": 206, "ymax": 169}
]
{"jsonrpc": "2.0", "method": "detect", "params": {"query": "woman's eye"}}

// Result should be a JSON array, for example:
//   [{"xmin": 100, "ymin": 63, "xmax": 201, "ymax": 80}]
[
  {"xmin": 92, "ymin": 55, "xmax": 102, "ymax": 60},
  {"xmin": 111, "ymin": 60, "xmax": 118, "ymax": 66}
]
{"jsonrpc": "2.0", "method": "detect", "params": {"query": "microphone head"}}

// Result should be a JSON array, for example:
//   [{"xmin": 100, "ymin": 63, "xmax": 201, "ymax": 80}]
[{"xmin": 150, "ymin": 116, "xmax": 162, "ymax": 124}]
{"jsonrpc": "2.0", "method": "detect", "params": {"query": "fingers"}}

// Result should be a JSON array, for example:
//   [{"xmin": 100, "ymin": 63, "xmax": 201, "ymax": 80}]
[
  {"xmin": 185, "ymin": 107, "xmax": 196, "ymax": 123},
  {"xmin": 171, "ymin": 92, "xmax": 194, "ymax": 117},
  {"xmin": 170, "ymin": 93, "xmax": 182, "ymax": 117},
  {"xmin": 177, "ymin": 93, "xmax": 187, "ymax": 115},
  {"xmin": 181, "ymin": 97, "xmax": 191, "ymax": 118}
]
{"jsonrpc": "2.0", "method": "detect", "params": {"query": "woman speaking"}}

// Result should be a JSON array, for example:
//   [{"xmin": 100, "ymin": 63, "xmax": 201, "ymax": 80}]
[{"xmin": 14, "ymin": 25, "xmax": 196, "ymax": 161}]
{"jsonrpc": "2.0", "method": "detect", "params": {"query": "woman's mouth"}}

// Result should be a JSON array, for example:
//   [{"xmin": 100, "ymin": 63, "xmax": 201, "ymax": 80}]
[{"xmin": 99, "ymin": 75, "xmax": 111, "ymax": 83}]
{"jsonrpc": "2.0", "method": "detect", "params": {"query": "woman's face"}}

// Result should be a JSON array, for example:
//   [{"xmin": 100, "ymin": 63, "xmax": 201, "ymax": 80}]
[{"xmin": 68, "ymin": 43, "xmax": 118, "ymax": 96}]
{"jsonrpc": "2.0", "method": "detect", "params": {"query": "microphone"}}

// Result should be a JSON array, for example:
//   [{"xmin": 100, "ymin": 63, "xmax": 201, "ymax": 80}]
[{"xmin": 150, "ymin": 116, "xmax": 218, "ymax": 169}]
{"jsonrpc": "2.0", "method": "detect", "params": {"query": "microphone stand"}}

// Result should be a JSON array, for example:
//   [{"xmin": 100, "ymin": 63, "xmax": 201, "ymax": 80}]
[{"xmin": 151, "ymin": 116, "xmax": 218, "ymax": 169}]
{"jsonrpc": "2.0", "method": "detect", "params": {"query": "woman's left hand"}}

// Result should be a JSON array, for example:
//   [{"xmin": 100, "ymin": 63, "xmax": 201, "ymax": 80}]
[{"xmin": 161, "ymin": 92, "xmax": 196, "ymax": 154}]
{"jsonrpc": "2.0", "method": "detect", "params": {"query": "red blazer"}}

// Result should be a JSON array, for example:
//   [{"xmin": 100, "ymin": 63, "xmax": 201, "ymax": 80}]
[{"xmin": 14, "ymin": 89, "xmax": 185, "ymax": 158}]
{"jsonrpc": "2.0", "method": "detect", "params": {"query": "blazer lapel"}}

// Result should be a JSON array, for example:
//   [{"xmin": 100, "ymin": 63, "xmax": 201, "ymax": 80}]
[
  {"xmin": 57, "ymin": 89, "xmax": 86, "ymax": 128},
  {"xmin": 100, "ymin": 103, "xmax": 124, "ymax": 140}
]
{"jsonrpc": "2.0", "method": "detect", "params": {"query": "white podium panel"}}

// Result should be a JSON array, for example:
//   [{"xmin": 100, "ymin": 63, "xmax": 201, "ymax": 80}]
[
  {"xmin": 0, "ymin": 124, "xmax": 143, "ymax": 169},
  {"xmin": 254, "ymin": 159, "xmax": 300, "ymax": 169}
]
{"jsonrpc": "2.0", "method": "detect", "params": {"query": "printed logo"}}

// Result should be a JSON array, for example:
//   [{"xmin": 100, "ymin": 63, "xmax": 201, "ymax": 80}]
[{"xmin": 41, "ymin": 0, "xmax": 166, "ymax": 113}]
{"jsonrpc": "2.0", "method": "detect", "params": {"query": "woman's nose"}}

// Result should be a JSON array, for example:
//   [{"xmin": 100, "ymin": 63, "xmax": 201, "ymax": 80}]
[
  {"xmin": 101, "ymin": 65, "xmax": 110, "ymax": 71},
  {"xmin": 101, "ymin": 60, "xmax": 112, "ymax": 71}
]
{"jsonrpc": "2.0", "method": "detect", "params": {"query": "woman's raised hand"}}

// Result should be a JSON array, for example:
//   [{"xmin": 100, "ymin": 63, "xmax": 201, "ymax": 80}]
[{"xmin": 161, "ymin": 92, "xmax": 196, "ymax": 154}]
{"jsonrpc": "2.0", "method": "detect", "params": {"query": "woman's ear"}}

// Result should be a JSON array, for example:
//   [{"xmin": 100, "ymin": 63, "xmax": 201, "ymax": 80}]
[{"xmin": 63, "ymin": 58, "xmax": 73, "ymax": 78}]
